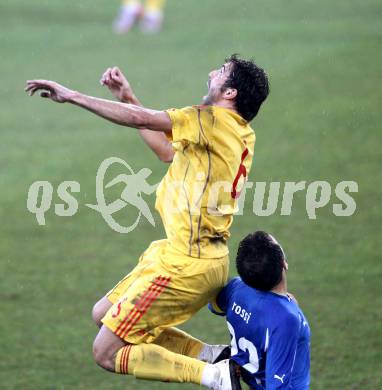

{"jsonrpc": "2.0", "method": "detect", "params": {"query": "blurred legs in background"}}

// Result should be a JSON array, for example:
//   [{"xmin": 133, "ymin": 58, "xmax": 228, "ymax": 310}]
[
  {"xmin": 113, "ymin": 0, "xmax": 166, "ymax": 34},
  {"xmin": 141, "ymin": 0, "xmax": 166, "ymax": 33},
  {"xmin": 113, "ymin": 0, "xmax": 142, "ymax": 34}
]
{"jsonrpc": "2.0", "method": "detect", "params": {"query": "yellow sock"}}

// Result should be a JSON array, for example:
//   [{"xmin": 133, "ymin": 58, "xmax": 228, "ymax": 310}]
[
  {"xmin": 145, "ymin": 0, "xmax": 165, "ymax": 12},
  {"xmin": 154, "ymin": 327, "xmax": 204, "ymax": 358},
  {"xmin": 115, "ymin": 343, "xmax": 206, "ymax": 384}
]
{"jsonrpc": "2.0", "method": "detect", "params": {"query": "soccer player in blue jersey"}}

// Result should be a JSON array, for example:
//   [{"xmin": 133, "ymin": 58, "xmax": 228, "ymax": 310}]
[{"xmin": 209, "ymin": 231, "xmax": 310, "ymax": 389}]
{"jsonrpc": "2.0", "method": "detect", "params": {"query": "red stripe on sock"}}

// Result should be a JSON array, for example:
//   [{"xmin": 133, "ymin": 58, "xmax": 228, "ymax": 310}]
[
  {"xmin": 125, "ymin": 345, "xmax": 132, "ymax": 374},
  {"xmin": 123, "ymin": 346, "xmax": 129, "ymax": 374},
  {"xmin": 119, "ymin": 346, "xmax": 127, "ymax": 374}
]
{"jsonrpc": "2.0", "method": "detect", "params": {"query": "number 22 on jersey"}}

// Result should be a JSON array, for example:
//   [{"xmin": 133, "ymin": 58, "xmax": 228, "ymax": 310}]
[{"xmin": 227, "ymin": 320, "xmax": 260, "ymax": 374}]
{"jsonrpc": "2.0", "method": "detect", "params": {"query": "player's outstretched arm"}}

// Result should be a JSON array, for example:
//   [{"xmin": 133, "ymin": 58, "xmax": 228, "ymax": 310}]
[
  {"xmin": 25, "ymin": 79, "xmax": 172, "ymax": 133},
  {"xmin": 100, "ymin": 67, "xmax": 174, "ymax": 163}
]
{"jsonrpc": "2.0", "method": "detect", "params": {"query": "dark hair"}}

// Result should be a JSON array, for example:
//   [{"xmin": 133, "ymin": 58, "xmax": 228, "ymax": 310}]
[
  {"xmin": 236, "ymin": 231, "xmax": 284, "ymax": 291},
  {"xmin": 223, "ymin": 54, "xmax": 269, "ymax": 122}
]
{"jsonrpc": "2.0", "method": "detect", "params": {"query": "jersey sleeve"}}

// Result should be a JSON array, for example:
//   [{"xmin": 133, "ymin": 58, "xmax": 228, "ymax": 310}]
[
  {"xmin": 165, "ymin": 106, "xmax": 214, "ymax": 145},
  {"xmin": 208, "ymin": 277, "xmax": 240, "ymax": 316},
  {"xmin": 265, "ymin": 314, "xmax": 300, "ymax": 389}
]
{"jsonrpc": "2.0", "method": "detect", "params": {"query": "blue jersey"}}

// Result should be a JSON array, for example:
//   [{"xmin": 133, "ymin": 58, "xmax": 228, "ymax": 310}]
[{"xmin": 209, "ymin": 277, "xmax": 310, "ymax": 389}]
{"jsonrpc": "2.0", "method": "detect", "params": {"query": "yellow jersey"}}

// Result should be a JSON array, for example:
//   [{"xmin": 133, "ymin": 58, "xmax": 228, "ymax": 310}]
[{"xmin": 155, "ymin": 105, "xmax": 255, "ymax": 259}]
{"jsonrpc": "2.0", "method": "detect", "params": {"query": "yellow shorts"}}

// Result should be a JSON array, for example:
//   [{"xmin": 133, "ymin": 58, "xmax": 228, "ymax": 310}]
[{"xmin": 102, "ymin": 239, "xmax": 229, "ymax": 344}]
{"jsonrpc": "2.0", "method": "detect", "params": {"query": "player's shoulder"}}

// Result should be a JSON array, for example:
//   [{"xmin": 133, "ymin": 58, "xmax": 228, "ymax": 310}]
[
  {"xmin": 220, "ymin": 277, "xmax": 248, "ymax": 301},
  {"xmin": 226, "ymin": 276, "xmax": 245, "ymax": 290},
  {"xmin": 167, "ymin": 105, "xmax": 202, "ymax": 116},
  {"xmin": 177, "ymin": 105, "xmax": 216, "ymax": 124},
  {"xmin": 167, "ymin": 105, "xmax": 196, "ymax": 115},
  {"xmin": 166, "ymin": 106, "xmax": 207, "ymax": 129},
  {"xmin": 225, "ymin": 278, "xmax": 266, "ymax": 308},
  {"xmin": 268, "ymin": 296, "xmax": 302, "ymax": 328},
  {"xmin": 169, "ymin": 104, "xmax": 212, "ymax": 120},
  {"xmin": 192, "ymin": 105, "xmax": 216, "ymax": 125},
  {"xmin": 211, "ymin": 106, "xmax": 249, "ymax": 126}
]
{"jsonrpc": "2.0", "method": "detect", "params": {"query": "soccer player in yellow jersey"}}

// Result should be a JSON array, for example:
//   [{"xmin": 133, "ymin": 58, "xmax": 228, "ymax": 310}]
[{"xmin": 25, "ymin": 55, "xmax": 269, "ymax": 389}]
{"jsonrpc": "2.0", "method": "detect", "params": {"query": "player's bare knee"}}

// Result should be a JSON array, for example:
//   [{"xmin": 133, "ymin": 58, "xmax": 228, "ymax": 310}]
[
  {"xmin": 91, "ymin": 303, "xmax": 103, "ymax": 327},
  {"xmin": 92, "ymin": 297, "xmax": 112, "ymax": 327}
]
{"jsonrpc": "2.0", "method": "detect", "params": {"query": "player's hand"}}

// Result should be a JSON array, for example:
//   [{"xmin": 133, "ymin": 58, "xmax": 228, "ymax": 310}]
[
  {"xmin": 100, "ymin": 66, "xmax": 135, "ymax": 103},
  {"xmin": 25, "ymin": 80, "xmax": 75, "ymax": 103}
]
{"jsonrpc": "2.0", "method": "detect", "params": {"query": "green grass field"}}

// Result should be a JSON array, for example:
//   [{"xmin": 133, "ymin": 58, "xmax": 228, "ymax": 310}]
[{"xmin": 1, "ymin": 0, "xmax": 381, "ymax": 388}]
